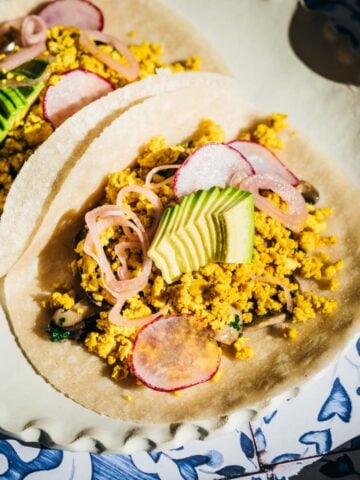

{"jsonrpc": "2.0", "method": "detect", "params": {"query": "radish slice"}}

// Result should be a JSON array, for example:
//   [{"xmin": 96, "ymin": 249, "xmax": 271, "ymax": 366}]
[
  {"xmin": 173, "ymin": 143, "xmax": 254, "ymax": 199},
  {"xmin": 131, "ymin": 315, "xmax": 221, "ymax": 392},
  {"xmin": 37, "ymin": 0, "xmax": 104, "ymax": 31},
  {"xmin": 228, "ymin": 140, "xmax": 300, "ymax": 186},
  {"xmin": 43, "ymin": 68, "xmax": 114, "ymax": 127},
  {"xmin": 240, "ymin": 174, "xmax": 307, "ymax": 233}
]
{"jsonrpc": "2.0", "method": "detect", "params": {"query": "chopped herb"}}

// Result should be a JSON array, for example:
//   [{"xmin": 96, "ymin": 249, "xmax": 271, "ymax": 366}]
[
  {"xmin": 47, "ymin": 325, "xmax": 71, "ymax": 342},
  {"xmin": 229, "ymin": 314, "xmax": 242, "ymax": 331}
]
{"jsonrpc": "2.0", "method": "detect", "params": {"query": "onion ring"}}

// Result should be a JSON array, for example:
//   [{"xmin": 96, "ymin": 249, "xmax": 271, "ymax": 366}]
[
  {"xmin": 79, "ymin": 29, "xmax": 139, "ymax": 80},
  {"xmin": 21, "ymin": 15, "xmax": 47, "ymax": 47},
  {"xmin": 240, "ymin": 174, "xmax": 307, "ymax": 232}
]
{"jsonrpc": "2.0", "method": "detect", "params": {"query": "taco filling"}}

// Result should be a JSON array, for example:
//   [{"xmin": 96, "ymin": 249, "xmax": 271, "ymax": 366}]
[
  {"xmin": 0, "ymin": 0, "xmax": 202, "ymax": 215},
  {"xmin": 43, "ymin": 115, "xmax": 342, "ymax": 393}
]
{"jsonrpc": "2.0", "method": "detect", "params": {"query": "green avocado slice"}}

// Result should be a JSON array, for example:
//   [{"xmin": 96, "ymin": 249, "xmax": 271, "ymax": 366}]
[
  {"xmin": 0, "ymin": 91, "xmax": 15, "ymax": 119},
  {"xmin": 148, "ymin": 187, "xmax": 255, "ymax": 284},
  {"xmin": 218, "ymin": 192, "xmax": 254, "ymax": 263},
  {"xmin": 150, "ymin": 204, "xmax": 182, "ymax": 283},
  {"xmin": 0, "ymin": 59, "xmax": 48, "ymax": 144},
  {"xmin": 169, "ymin": 192, "xmax": 197, "ymax": 273},
  {"xmin": 177, "ymin": 188, "xmax": 218, "ymax": 271}
]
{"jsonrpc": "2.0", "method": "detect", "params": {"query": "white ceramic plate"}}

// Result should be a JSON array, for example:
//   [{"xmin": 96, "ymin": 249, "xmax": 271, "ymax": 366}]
[{"xmin": 0, "ymin": 0, "xmax": 359, "ymax": 454}]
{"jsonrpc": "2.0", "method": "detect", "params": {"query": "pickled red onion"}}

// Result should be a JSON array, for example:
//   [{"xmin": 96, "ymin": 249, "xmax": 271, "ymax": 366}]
[
  {"xmin": 84, "ymin": 205, "xmax": 149, "ymax": 295},
  {"xmin": 109, "ymin": 300, "xmax": 169, "ymax": 328},
  {"xmin": 79, "ymin": 30, "xmax": 139, "ymax": 80},
  {"xmin": 251, "ymin": 275, "xmax": 293, "ymax": 312},
  {"xmin": 240, "ymin": 174, "xmax": 307, "ymax": 232},
  {"xmin": 114, "ymin": 241, "xmax": 139, "ymax": 280},
  {"xmin": 21, "ymin": 15, "xmax": 47, "ymax": 47},
  {"xmin": 228, "ymin": 140, "xmax": 300, "ymax": 186},
  {"xmin": 145, "ymin": 165, "xmax": 181, "ymax": 189},
  {"xmin": 116, "ymin": 185, "xmax": 163, "ymax": 239},
  {"xmin": 83, "ymin": 203, "xmax": 166, "ymax": 327},
  {"xmin": 0, "ymin": 40, "xmax": 46, "ymax": 71}
]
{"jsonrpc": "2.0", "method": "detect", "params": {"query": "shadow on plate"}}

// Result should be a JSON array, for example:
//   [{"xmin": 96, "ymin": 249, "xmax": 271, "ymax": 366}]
[{"xmin": 288, "ymin": 3, "xmax": 360, "ymax": 85}]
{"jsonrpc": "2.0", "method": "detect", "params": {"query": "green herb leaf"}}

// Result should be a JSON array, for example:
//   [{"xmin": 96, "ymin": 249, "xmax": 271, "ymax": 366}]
[
  {"xmin": 47, "ymin": 325, "xmax": 71, "ymax": 342},
  {"xmin": 229, "ymin": 314, "xmax": 242, "ymax": 331}
]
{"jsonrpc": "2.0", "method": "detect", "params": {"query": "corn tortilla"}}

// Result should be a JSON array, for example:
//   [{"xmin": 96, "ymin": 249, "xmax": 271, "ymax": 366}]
[{"xmin": 4, "ymin": 84, "xmax": 360, "ymax": 423}]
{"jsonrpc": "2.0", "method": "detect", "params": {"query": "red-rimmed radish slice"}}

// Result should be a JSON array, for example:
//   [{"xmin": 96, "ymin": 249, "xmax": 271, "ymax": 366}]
[
  {"xmin": 240, "ymin": 174, "xmax": 307, "ymax": 232},
  {"xmin": 173, "ymin": 143, "xmax": 254, "ymax": 199},
  {"xmin": 228, "ymin": 140, "xmax": 300, "ymax": 186},
  {"xmin": 43, "ymin": 68, "xmax": 114, "ymax": 127},
  {"xmin": 131, "ymin": 315, "xmax": 221, "ymax": 392},
  {"xmin": 37, "ymin": 0, "xmax": 104, "ymax": 30}
]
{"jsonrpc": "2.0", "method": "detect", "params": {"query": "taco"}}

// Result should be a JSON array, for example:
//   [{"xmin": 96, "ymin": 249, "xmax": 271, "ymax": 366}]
[
  {"xmin": 4, "ymin": 79, "xmax": 360, "ymax": 424},
  {"xmin": 0, "ymin": 0, "xmax": 228, "ymax": 276}
]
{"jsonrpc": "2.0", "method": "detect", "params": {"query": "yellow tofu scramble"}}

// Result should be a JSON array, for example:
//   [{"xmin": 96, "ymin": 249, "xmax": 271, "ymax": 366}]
[
  {"xmin": 0, "ymin": 26, "xmax": 201, "ymax": 214},
  {"xmin": 45, "ymin": 115, "xmax": 343, "ymax": 384}
]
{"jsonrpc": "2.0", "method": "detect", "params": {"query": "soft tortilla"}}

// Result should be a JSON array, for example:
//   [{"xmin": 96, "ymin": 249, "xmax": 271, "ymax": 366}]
[
  {"xmin": 0, "ymin": 0, "xmax": 229, "ymax": 276},
  {"xmin": 4, "ymin": 84, "xmax": 360, "ymax": 423}
]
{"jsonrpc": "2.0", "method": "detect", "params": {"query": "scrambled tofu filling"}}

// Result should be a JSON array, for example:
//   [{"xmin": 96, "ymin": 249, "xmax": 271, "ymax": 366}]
[
  {"xmin": 46, "ymin": 116, "xmax": 342, "ymax": 383},
  {"xmin": 0, "ymin": 26, "xmax": 201, "ymax": 214}
]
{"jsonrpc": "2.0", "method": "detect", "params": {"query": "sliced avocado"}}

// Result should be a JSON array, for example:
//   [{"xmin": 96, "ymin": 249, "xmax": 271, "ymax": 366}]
[
  {"xmin": 219, "ymin": 192, "xmax": 254, "ymax": 263},
  {"xmin": 14, "ymin": 58, "xmax": 49, "ymax": 79},
  {"xmin": 1, "ymin": 87, "xmax": 26, "ymax": 108},
  {"xmin": 212, "ymin": 189, "xmax": 249, "ymax": 261},
  {"xmin": 148, "ymin": 209, "xmax": 172, "ymax": 276},
  {"xmin": 0, "ymin": 81, "xmax": 45, "ymax": 143},
  {"xmin": 0, "ymin": 58, "xmax": 48, "ymax": 144},
  {"xmin": 159, "ymin": 193, "xmax": 201, "ymax": 279},
  {"xmin": 150, "ymin": 204, "xmax": 182, "ymax": 283},
  {"xmin": 169, "ymin": 192, "xmax": 197, "ymax": 273},
  {"xmin": 0, "ymin": 116, "xmax": 7, "ymax": 133},
  {"xmin": 149, "ymin": 207, "xmax": 172, "ymax": 251},
  {"xmin": 204, "ymin": 186, "xmax": 241, "ymax": 260},
  {"xmin": 192, "ymin": 186, "xmax": 223, "ymax": 266},
  {"xmin": 0, "ymin": 91, "xmax": 16, "ymax": 118},
  {"xmin": 12, "ymin": 87, "xmax": 28, "ymax": 104},
  {"xmin": 148, "ymin": 187, "xmax": 255, "ymax": 284},
  {"xmin": 183, "ymin": 188, "xmax": 216, "ymax": 269},
  {"xmin": 172, "ymin": 190, "xmax": 206, "ymax": 272}
]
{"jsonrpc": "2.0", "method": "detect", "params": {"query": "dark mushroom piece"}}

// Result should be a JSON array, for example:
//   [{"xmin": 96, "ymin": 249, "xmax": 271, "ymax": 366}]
[
  {"xmin": 49, "ymin": 314, "xmax": 99, "ymax": 342},
  {"xmin": 49, "ymin": 298, "xmax": 101, "ymax": 342},
  {"xmin": 296, "ymin": 180, "xmax": 319, "ymax": 205},
  {"xmin": 52, "ymin": 298, "xmax": 98, "ymax": 328},
  {"xmin": 213, "ymin": 324, "xmax": 240, "ymax": 345}
]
